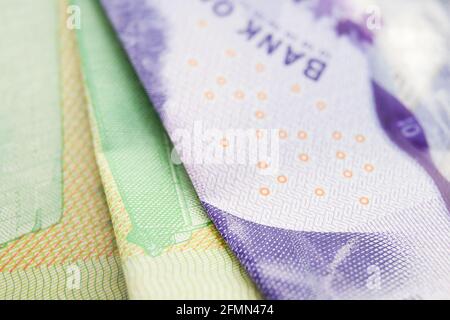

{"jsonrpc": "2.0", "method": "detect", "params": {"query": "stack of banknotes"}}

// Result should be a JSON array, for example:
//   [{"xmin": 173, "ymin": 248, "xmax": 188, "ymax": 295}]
[{"xmin": 0, "ymin": 0, "xmax": 449, "ymax": 300}]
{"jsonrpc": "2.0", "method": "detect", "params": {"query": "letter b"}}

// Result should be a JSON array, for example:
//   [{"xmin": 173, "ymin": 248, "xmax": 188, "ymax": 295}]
[{"xmin": 304, "ymin": 59, "xmax": 326, "ymax": 81}]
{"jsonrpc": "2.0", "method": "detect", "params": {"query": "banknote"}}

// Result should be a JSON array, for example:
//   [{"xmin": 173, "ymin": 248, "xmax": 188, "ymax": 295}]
[
  {"xmin": 0, "ymin": 0, "xmax": 62, "ymax": 245},
  {"xmin": 74, "ymin": 0, "xmax": 260, "ymax": 299},
  {"xmin": 0, "ymin": 0, "xmax": 127, "ymax": 300},
  {"xmin": 338, "ymin": 0, "xmax": 450, "ymax": 210},
  {"xmin": 362, "ymin": 0, "xmax": 450, "ymax": 180},
  {"xmin": 102, "ymin": 0, "xmax": 450, "ymax": 299}
]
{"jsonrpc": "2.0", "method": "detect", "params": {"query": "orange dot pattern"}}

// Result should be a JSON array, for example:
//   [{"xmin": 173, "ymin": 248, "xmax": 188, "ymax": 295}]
[
  {"xmin": 234, "ymin": 90, "xmax": 245, "ymax": 100},
  {"xmin": 316, "ymin": 100, "xmax": 327, "ymax": 110},
  {"xmin": 204, "ymin": 90, "xmax": 215, "ymax": 100},
  {"xmin": 191, "ymin": 50, "xmax": 373, "ymax": 205},
  {"xmin": 278, "ymin": 129, "xmax": 288, "ymax": 139},
  {"xmin": 298, "ymin": 153, "xmax": 309, "ymax": 162},
  {"xmin": 188, "ymin": 58, "xmax": 198, "ymax": 67},
  {"xmin": 315, "ymin": 188, "xmax": 325, "ymax": 197},
  {"xmin": 332, "ymin": 131, "xmax": 342, "ymax": 140},
  {"xmin": 225, "ymin": 49, "xmax": 236, "ymax": 57},
  {"xmin": 336, "ymin": 151, "xmax": 346, "ymax": 160},
  {"xmin": 277, "ymin": 175, "xmax": 288, "ymax": 184},
  {"xmin": 355, "ymin": 134, "xmax": 366, "ymax": 143},
  {"xmin": 291, "ymin": 84, "xmax": 301, "ymax": 93},
  {"xmin": 297, "ymin": 131, "xmax": 308, "ymax": 140},
  {"xmin": 256, "ymin": 129, "xmax": 264, "ymax": 139},
  {"xmin": 220, "ymin": 138, "xmax": 229, "ymax": 148},
  {"xmin": 216, "ymin": 76, "xmax": 226, "ymax": 86},
  {"xmin": 255, "ymin": 110, "xmax": 265, "ymax": 119},
  {"xmin": 257, "ymin": 91, "xmax": 268, "ymax": 101},
  {"xmin": 255, "ymin": 63, "xmax": 265, "ymax": 73},
  {"xmin": 197, "ymin": 19, "xmax": 208, "ymax": 28},
  {"xmin": 359, "ymin": 197, "xmax": 370, "ymax": 205},
  {"xmin": 343, "ymin": 170, "xmax": 353, "ymax": 178},
  {"xmin": 259, "ymin": 187, "xmax": 270, "ymax": 196},
  {"xmin": 257, "ymin": 161, "xmax": 269, "ymax": 170}
]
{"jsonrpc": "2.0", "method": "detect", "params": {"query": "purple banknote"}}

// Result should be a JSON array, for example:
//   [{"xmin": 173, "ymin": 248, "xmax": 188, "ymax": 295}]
[{"xmin": 101, "ymin": 0, "xmax": 450, "ymax": 299}]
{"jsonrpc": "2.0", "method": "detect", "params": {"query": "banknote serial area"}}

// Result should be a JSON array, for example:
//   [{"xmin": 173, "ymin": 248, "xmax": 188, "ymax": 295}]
[{"xmin": 1, "ymin": 0, "xmax": 449, "ymax": 303}]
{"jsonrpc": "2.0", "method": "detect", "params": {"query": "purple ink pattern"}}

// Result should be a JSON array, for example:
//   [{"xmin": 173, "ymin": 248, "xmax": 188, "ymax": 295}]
[
  {"xmin": 101, "ymin": 0, "xmax": 168, "ymax": 112},
  {"xmin": 203, "ymin": 202, "xmax": 411, "ymax": 300},
  {"xmin": 372, "ymin": 81, "xmax": 450, "ymax": 214}
]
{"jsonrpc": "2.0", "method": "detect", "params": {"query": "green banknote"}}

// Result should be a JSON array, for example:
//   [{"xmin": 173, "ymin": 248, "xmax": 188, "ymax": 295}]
[
  {"xmin": 74, "ymin": 0, "xmax": 261, "ymax": 299},
  {"xmin": 0, "ymin": 0, "xmax": 127, "ymax": 300},
  {"xmin": 0, "ymin": 0, "xmax": 62, "ymax": 245}
]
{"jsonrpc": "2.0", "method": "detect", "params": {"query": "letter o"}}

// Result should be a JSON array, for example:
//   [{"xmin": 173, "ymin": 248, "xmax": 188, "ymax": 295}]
[{"xmin": 213, "ymin": 0, "xmax": 234, "ymax": 17}]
